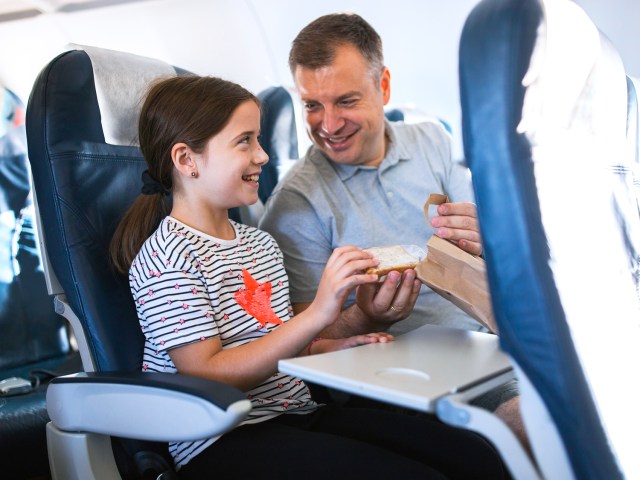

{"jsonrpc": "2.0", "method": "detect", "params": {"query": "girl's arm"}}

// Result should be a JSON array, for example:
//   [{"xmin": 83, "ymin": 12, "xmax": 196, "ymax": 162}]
[
  {"xmin": 306, "ymin": 332, "xmax": 394, "ymax": 356},
  {"xmin": 169, "ymin": 246, "xmax": 378, "ymax": 391}
]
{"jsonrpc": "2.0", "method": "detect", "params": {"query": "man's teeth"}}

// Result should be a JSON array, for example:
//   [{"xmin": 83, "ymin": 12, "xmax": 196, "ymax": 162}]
[
  {"xmin": 328, "ymin": 136, "xmax": 347, "ymax": 143},
  {"xmin": 243, "ymin": 174, "xmax": 259, "ymax": 182}
]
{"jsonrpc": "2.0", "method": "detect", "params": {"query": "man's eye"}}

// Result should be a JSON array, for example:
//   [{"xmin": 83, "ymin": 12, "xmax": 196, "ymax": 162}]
[{"xmin": 304, "ymin": 103, "xmax": 319, "ymax": 111}]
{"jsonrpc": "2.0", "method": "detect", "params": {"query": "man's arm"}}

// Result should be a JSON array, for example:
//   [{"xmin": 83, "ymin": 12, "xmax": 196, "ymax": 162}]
[{"xmin": 293, "ymin": 268, "xmax": 422, "ymax": 338}]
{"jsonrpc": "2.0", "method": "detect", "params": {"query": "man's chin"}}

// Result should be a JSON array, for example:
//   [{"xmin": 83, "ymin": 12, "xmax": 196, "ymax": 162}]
[{"xmin": 317, "ymin": 142, "xmax": 359, "ymax": 165}]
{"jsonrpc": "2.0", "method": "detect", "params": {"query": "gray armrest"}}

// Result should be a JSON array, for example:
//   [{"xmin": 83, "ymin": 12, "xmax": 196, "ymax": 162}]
[{"xmin": 47, "ymin": 372, "xmax": 251, "ymax": 441}]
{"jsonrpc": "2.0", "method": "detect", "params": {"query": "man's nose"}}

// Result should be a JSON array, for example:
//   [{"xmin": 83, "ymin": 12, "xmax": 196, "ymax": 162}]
[{"xmin": 320, "ymin": 106, "xmax": 345, "ymax": 135}]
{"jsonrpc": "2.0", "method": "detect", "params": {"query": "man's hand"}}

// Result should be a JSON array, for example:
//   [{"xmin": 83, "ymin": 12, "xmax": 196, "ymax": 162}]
[
  {"xmin": 355, "ymin": 269, "xmax": 421, "ymax": 329},
  {"xmin": 431, "ymin": 202, "xmax": 483, "ymax": 256}
]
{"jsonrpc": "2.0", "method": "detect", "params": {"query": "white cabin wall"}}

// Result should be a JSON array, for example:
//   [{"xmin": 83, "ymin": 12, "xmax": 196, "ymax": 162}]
[
  {"xmin": 0, "ymin": 0, "xmax": 637, "ymax": 160},
  {"xmin": 0, "ymin": 0, "xmax": 278, "ymax": 101},
  {"xmin": 575, "ymin": 0, "xmax": 640, "ymax": 79}
]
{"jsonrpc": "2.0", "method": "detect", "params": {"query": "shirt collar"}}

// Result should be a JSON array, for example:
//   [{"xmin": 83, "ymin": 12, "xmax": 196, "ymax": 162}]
[{"xmin": 322, "ymin": 119, "xmax": 411, "ymax": 181}]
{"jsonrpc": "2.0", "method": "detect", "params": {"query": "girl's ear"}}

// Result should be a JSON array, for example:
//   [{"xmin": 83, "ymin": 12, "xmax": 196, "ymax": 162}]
[{"xmin": 171, "ymin": 143, "xmax": 196, "ymax": 178}]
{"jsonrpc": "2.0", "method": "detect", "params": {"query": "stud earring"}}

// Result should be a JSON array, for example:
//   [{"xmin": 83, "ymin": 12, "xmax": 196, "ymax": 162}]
[{"xmin": 191, "ymin": 171, "xmax": 196, "ymax": 178}]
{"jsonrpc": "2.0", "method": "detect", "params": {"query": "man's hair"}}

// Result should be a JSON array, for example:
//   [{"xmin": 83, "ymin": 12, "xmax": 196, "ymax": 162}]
[{"xmin": 289, "ymin": 13, "xmax": 384, "ymax": 80}]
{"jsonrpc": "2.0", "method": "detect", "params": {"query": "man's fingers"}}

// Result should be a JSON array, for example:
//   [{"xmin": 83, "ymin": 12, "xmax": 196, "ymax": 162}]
[
  {"xmin": 458, "ymin": 239, "xmax": 483, "ymax": 256},
  {"xmin": 437, "ymin": 202, "xmax": 477, "ymax": 217},
  {"xmin": 434, "ymin": 225, "xmax": 481, "ymax": 243}
]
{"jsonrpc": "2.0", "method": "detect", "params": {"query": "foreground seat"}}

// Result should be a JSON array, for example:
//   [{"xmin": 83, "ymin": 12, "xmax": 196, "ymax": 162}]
[
  {"xmin": 460, "ymin": 0, "xmax": 640, "ymax": 478},
  {"xmin": 26, "ymin": 45, "xmax": 251, "ymax": 479}
]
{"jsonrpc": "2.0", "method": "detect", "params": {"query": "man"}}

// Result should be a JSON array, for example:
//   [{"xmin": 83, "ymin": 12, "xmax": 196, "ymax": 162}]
[
  {"xmin": 261, "ymin": 13, "xmax": 482, "ymax": 336},
  {"xmin": 259, "ymin": 12, "xmax": 526, "ymax": 449}
]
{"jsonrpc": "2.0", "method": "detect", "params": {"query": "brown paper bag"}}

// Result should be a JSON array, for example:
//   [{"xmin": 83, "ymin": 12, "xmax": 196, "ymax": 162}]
[{"xmin": 416, "ymin": 194, "xmax": 497, "ymax": 333}]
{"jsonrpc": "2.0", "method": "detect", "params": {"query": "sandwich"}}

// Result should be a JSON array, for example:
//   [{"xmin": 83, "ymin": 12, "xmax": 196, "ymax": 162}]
[{"xmin": 363, "ymin": 245, "xmax": 422, "ymax": 277}]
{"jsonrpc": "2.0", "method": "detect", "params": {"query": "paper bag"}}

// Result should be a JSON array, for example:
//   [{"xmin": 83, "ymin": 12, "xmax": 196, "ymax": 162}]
[{"xmin": 416, "ymin": 194, "xmax": 497, "ymax": 333}]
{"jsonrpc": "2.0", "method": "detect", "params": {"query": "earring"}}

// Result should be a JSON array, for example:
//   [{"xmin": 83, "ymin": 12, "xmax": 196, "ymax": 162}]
[{"xmin": 191, "ymin": 171, "xmax": 196, "ymax": 178}]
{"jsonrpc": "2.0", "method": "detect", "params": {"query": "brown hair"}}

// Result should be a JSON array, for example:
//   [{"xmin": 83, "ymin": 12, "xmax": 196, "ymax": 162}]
[
  {"xmin": 109, "ymin": 75, "xmax": 258, "ymax": 273},
  {"xmin": 289, "ymin": 13, "xmax": 384, "ymax": 80}
]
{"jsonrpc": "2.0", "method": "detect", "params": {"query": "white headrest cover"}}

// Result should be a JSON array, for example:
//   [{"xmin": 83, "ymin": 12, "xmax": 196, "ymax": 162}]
[{"xmin": 67, "ymin": 44, "xmax": 176, "ymax": 146}]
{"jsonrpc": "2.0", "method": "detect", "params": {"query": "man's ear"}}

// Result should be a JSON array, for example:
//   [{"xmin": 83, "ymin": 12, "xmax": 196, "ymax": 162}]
[
  {"xmin": 380, "ymin": 67, "xmax": 391, "ymax": 105},
  {"xmin": 171, "ymin": 143, "xmax": 196, "ymax": 178}
]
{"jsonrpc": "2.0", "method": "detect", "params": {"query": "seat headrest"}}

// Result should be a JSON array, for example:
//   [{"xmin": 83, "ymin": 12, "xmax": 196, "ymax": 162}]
[{"xmin": 66, "ymin": 44, "xmax": 176, "ymax": 146}]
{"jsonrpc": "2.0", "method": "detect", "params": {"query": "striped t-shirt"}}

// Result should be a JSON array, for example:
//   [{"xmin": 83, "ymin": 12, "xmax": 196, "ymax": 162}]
[{"xmin": 129, "ymin": 216, "xmax": 318, "ymax": 469}]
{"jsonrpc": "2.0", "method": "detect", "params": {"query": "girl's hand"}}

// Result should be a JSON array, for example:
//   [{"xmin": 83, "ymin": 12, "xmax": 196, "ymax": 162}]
[
  {"xmin": 309, "ymin": 246, "xmax": 379, "ymax": 328},
  {"xmin": 308, "ymin": 332, "xmax": 394, "ymax": 355}
]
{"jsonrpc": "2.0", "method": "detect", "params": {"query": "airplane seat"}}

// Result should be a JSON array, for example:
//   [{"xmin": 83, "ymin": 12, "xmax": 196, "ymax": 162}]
[
  {"xmin": 256, "ymin": 85, "xmax": 298, "ymax": 204},
  {"xmin": 626, "ymin": 76, "xmax": 640, "ymax": 226},
  {"xmin": 26, "ymin": 45, "xmax": 251, "ymax": 479},
  {"xmin": 0, "ymin": 85, "xmax": 81, "ymax": 479},
  {"xmin": 460, "ymin": 0, "xmax": 640, "ymax": 478},
  {"xmin": 384, "ymin": 108, "xmax": 405, "ymax": 122}
]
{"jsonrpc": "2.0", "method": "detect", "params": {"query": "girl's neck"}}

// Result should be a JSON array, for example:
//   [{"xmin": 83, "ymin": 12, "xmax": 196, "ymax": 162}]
[{"xmin": 170, "ymin": 203, "xmax": 235, "ymax": 241}]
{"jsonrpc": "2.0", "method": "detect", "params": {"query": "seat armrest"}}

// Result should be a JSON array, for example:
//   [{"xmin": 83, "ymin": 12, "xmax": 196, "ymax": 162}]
[{"xmin": 47, "ymin": 372, "xmax": 251, "ymax": 441}]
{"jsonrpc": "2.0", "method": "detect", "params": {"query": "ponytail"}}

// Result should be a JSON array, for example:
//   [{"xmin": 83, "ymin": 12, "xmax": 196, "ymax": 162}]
[{"xmin": 109, "ymin": 192, "xmax": 169, "ymax": 274}]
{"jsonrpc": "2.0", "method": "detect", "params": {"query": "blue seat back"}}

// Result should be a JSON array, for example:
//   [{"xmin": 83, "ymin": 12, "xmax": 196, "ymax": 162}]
[
  {"xmin": 256, "ymin": 86, "xmax": 298, "ymax": 203},
  {"xmin": 460, "ymin": 0, "xmax": 640, "ymax": 478},
  {"xmin": 26, "ymin": 48, "xmax": 176, "ymax": 373}
]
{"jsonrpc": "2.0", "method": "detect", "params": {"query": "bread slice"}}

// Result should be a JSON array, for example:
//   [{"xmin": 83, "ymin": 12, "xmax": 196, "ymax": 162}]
[{"xmin": 364, "ymin": 245, "xmax": 421, "ymax": 276}]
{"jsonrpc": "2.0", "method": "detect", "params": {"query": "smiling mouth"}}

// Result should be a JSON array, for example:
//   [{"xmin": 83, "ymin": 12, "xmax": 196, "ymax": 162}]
[
  {"xmin": 327, "ymin": 135, "xmax": 349, "ymax": 143},
  {"xmin": 321, "ymin": 130, "xmax": 356, "ymax": 148},
  {"xmin": 242, "ymin": 174, "xmax": 259, "ymax": 183}
]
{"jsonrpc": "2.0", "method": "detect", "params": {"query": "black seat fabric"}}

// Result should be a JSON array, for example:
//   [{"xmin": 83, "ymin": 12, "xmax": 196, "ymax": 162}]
[
  {"xmin": 0, "ymin": 86, "xmax": 80, "ymax": 479},
  {"xmin": 460, "ymin": 0, "xmax": 638, "ymax": 478}
]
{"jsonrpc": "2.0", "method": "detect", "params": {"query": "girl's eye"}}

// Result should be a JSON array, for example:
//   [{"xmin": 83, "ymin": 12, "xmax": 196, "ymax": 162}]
[{"xmin": 239, "ymin": 136, "xmax": 250, "ymax": 144}]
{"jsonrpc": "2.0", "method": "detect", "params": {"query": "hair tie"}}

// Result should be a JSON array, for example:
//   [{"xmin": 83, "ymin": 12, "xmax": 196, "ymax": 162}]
[{"xmin": 141, "ymin": 170, "xmax": 170, "ymax": 196}]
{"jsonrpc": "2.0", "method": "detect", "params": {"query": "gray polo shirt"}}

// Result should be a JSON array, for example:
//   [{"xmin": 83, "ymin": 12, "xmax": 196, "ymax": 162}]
[{"xmin": 259, "ymin": 119, "xmax": 484, "ymax": 334}]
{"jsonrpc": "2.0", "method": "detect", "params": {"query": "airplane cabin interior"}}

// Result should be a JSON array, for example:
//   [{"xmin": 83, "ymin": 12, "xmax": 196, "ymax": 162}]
[{"xmin": 0, "ymin": 0, "xmax": 638, "ymax": 479}]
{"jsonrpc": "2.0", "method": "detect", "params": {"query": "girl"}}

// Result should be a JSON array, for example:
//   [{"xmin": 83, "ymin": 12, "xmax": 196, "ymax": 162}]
[{"xmin": 110, "ymin": 75, "xmax": 508, "ymax": 479}]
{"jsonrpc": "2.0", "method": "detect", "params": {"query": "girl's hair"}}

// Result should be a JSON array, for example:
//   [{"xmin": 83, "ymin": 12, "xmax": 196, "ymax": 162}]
[{"xmin": 109, "ymin": 75, "xmax": 258, "ymax": 274}]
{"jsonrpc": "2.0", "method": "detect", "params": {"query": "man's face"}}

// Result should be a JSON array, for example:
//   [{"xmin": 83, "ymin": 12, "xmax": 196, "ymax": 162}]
[{"xmin": 293, "ymin": 44, "xmax": 391, "ymax": 167}]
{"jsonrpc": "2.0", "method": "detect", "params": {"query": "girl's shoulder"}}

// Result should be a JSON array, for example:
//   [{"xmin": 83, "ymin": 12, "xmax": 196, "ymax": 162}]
[
  {"xmin": 232, "ymin": 220, "xmax": 274, "ymax": 242},
  {"xmin": 231, "ymin": 220, "xmax": 282, "ymax": 254}
]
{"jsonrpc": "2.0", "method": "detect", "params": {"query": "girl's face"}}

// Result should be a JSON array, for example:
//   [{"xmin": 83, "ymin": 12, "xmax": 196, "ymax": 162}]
[{"xmin": 195, "ymin": 100, "xmax": 268, "ymax": 211}]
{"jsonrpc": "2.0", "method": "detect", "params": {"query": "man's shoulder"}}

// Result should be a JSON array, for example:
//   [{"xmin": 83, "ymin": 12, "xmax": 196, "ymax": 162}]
[
  {"xmin": 390, "ymin": 117, "xmax": 451, "ymax": 144},
  {"xmin": 270, "ymin": 148, "xmax": 336, "ymax": 197},
  {"xmin": 387, "ymin": 118, "xmax": 452, "ymax": 163}
]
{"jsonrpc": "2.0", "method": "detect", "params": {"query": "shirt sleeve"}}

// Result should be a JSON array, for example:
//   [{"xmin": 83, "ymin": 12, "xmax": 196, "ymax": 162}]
[
  {"xmin": 419, "ymin": 121, "xmax": 475, "ymax": 204},
  {"xmin": 132, "ymin": 260, "xmax": 218, "ymax": 352},
  {"xmin": 260, "ymin": 188, "xmax": 330, "ymax": 305}
]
